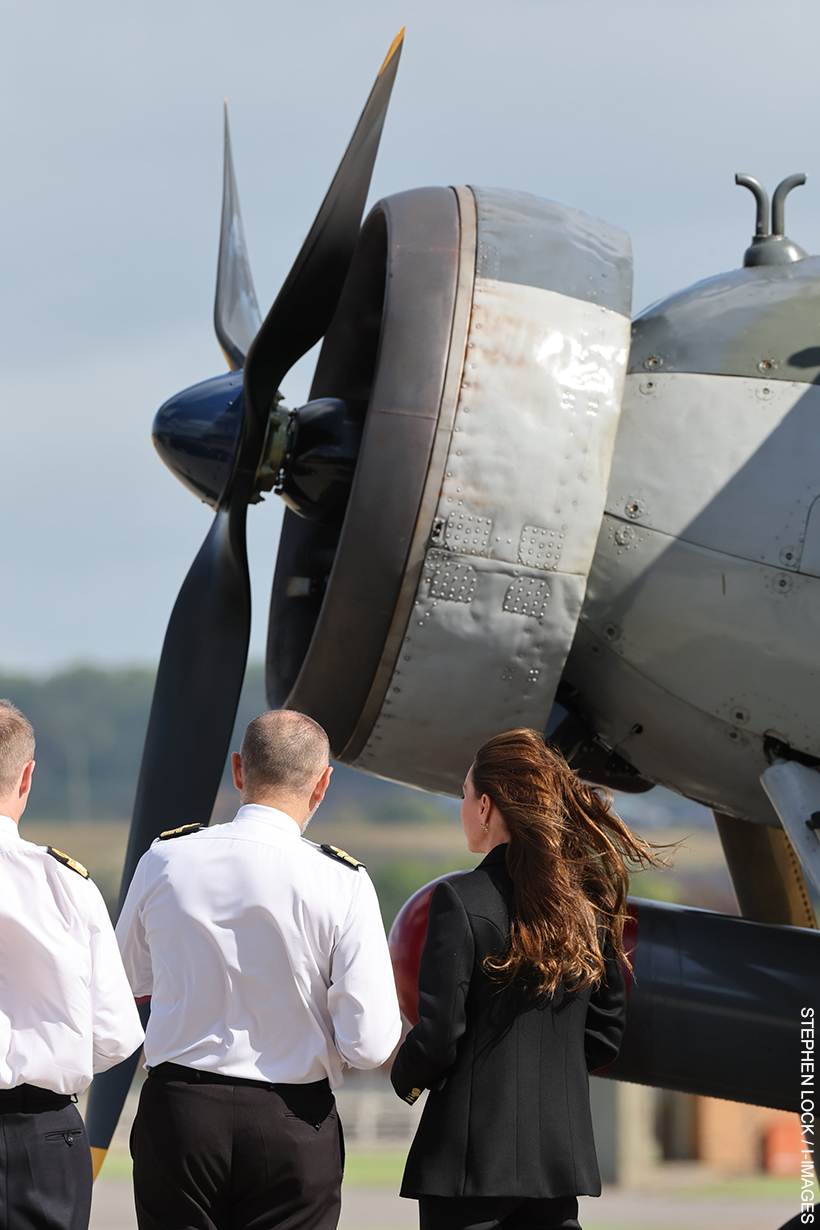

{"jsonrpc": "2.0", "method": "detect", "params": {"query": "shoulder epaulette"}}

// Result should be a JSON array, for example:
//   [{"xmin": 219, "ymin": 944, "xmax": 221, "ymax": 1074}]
[
  {"xmin": 47, "ymin": 847, "xmax": 89, "ymax": 878},
  {"xmin": 159, "ymin": 823, "xmax": 201, "ymax": 841},
  {"xmin": 320, "ymin": 843, "xmax": 365, "ymax": 871}
]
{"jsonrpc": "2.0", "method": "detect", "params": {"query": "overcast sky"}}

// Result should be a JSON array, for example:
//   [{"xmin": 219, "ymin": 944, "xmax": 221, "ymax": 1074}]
[{"xmin": 2, "ymin": 0, "xmax": 819, "ymax": 673}]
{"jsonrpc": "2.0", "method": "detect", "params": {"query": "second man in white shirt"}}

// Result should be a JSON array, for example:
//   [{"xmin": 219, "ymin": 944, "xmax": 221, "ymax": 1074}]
[{"xmin": 116, "ymin": 708, "xmax": 402, "ymax": 1230}]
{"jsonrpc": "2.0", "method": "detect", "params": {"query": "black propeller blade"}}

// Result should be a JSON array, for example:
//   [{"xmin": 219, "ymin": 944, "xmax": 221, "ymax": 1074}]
[
  {"xmin": 243, "ymin": 27, "xmax": 405, "ymax": 431},
  {"xmin": 85, "ymin": 29, "xmax": 404, "ymax": 1173},
  {"xmin": 117, "ymin": 504, "xmax": 251, "ymax": 913},
  {"xmin": 215, "ymin": 102, "xmax": 262, "ymax": 371}
]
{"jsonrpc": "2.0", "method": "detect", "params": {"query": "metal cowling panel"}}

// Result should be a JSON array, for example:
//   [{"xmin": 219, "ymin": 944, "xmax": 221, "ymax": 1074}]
[{"xmin": 351, "ymin": 187, "xmax": 633, "ymax": 795}]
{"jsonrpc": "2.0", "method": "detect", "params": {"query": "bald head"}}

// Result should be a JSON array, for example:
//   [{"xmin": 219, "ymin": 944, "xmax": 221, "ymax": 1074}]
[{"xmin": 238, "ymin": 710, "xmax": 330, "ymax": 805}]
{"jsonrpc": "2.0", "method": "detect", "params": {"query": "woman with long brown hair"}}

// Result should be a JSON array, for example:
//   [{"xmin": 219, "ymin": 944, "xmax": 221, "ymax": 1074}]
[{"xmin": 391, "ymin": 728, "xmax": 658, "ymax": 1230}]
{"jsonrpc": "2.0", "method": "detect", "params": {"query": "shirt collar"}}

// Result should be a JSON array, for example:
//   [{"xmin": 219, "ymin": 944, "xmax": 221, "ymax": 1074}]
[
  {"xmin": 0, "ymin": 815, "xmax": 20, "ymax": 839},
  {"xmin": 232, "ymin": 803, "xmax": 303, "ymax": 839}
]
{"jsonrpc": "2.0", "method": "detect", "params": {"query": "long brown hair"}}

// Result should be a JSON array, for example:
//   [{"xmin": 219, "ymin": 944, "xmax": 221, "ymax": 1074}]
[{"xmin": 470, "ymin": 728, "xmax": 660, "ymax": 997}]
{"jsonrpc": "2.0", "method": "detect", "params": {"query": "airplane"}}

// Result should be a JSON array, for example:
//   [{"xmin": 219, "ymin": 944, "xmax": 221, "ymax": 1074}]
[{"xmin": 85, "ymin": 27, "xmax": 819, "ymax": 1210}]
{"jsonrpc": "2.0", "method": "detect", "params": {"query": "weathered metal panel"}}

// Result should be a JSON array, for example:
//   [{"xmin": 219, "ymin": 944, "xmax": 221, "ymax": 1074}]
[
  {"xmin": 574, "ymin": 353, "xmax": 820, "ymax": 819},
  {"xmin": 608, "ymin": 372, "xmax": 820, "ymax": 572},
  {"xmin": 351, "ymin": 189, "xmax": 633, "ymax": 794},
  {"xmin": 583, "ymin": 519, "xmax": 820, "ymax": 756},
  {"xmin": 471, "ymin": 187, "xmax": 632, "ymax": 314},
  {"xmin": 357, "ymin": 560, "xmax": 587, "ymax": 794},
  {"xmin": 565, "ymin": 618, "xmax": 776, "ymax": 824},
  {"xmin": 629, "ymin": 255, "xmax": 820, "ymax": 384}
]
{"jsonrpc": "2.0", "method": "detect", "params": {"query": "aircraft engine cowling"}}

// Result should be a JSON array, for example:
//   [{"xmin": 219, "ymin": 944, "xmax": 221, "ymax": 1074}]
[{"xmin": 267, "ymin": 185, "xmax": 633, "ymax": 793}]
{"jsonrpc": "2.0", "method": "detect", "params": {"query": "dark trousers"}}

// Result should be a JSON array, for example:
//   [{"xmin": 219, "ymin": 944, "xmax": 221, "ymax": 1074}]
[
  {"xmin": 418, "ymin": 1195, "xmax": 581, "ymax": 1230},
  {"xmin": 132, "ymin": 1064, "xmax": 343, "ymax": 1230},
  {"xmin": 0, "ymin": 1087, "xmax": 92, "ymax": 1230}
]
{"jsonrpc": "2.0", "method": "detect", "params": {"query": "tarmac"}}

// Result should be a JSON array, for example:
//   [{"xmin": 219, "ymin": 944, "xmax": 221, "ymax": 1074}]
[{"xmin": 89, "ymin": 1173, "xmax": 801, "ymax": 1230}]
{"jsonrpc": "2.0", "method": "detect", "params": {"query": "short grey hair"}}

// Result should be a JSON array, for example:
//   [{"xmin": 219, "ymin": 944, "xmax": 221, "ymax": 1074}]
[
  {"xmin": 240, "ymin": 710, "xmax": 329, "ymax": 796},
  {"xmin": 0, "ymin": 701, "xmax": 35, "ymax": 795}
]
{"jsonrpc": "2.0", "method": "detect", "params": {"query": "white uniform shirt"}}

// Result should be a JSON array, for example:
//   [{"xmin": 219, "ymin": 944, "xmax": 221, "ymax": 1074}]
[
  {"xmin": 116, "ymin": 805, "xmax": 402, "ymax": 1088},
  {"xmin": 0, "ymin": 815, "xmax": 145, "ymax": 1095}
]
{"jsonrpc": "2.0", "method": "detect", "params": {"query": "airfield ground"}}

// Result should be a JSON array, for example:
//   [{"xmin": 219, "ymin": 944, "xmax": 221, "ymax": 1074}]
[{"xmin": 88, "ymin": 1155, "xmax": 801, "ymax": 1230}]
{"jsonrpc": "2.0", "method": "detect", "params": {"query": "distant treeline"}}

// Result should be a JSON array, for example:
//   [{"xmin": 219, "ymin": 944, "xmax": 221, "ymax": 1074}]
[
  {"xmin": 0, "ymin": 662, "xmax": 713, "ymax": 831},
  {"xmin": 0, "ymin": 664, "xmax": 257, "ymax": 820},
  {"xmin": 0, "ymin": 663, "xmax": 459, "ymax": 825}
]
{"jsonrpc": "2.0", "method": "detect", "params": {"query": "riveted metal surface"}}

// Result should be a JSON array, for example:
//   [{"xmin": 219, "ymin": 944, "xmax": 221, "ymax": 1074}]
[
  {"xmin": 629, "ymin": 256, "xmax": 820, "ymax": 383},
  {"xmin": 564, "ymin": 620, "xmax": 776, "ymax": 825},
  {"xmin": 502, "ymin": 576, "xmax": 551, "ymax": 619},
  {"xmin": 443, "ymin": 277, "xmax": 629, "ymax": 575},
  {"xmin": 566, "ymin": 502, "xmax": 820, "ymax": 819},
  {"xmin": 607, "ymin": 372, "xmax": 820, "ymax": 571},
  {"xmin": 350, "ymin": 189, "xmax": 632, "ymax": 794},
  {"xmin": 443, "ymin": 511, "xmax": 493, "ymax": 554},
  {"xmin": 583, "ymin": 519, "xmax": 820, "ymax": 755},
  {"xmin": 357, "ymin": 560, "xmax": 588, "ymax": 794},
  {"xmin": 425, "ymin": 551, "xmax": 477, "ymax": 603},
  {"xmin": 471, "ymin": 187, "xmax": 632, "ymax": 315},
  {"xmin": 571, "ymin": 356, "xmax": 820, "ymax": 817},
  {"xmin": 518, "ymin": 524, "xmax": 563, "ymax": 570}
]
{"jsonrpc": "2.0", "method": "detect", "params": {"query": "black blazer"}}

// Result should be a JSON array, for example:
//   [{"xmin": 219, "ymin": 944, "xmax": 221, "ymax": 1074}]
[{"xmin": 390, "ymin": 844, "xmax": 626, "ymax": 1200}]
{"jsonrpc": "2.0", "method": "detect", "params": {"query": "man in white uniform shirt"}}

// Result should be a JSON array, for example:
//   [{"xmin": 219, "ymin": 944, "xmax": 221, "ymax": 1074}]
[
  {"xmin": 117, "ymin": 709, "xmax": 402, "ymax": 1230},
  {"xmin": 0, "ymin": 700, "xmax": 144, "ymax": 1230}
]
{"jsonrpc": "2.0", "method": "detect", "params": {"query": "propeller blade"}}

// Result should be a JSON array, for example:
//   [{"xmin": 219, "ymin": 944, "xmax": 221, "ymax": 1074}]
[
  {"xmin": 86, "ymin": 503, "xmax": 251, "ymax": 1167},
  {"xmin": 119, "ymin": 504, "xmax": 251, "ymax": 908},
  {"xmin": 243, "ymin": 27, "xmax": 404, "ymax": 427},
  {"xmin": 215, "ymin": 102, "xmax": 263, "ymax": 371}
]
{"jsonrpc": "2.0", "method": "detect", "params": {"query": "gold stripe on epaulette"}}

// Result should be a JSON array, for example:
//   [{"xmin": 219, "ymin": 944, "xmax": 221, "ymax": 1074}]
[
  {"xmin": 47, "ymin": 847, "xmax": 89, "ymax": 878},
  {"xmin": 159, "ymin": 823, "xmax": 202, "ymax": 841},
  {"xmin": 320, "ymin": 843, "xmax": 365, "ymax": 870}
]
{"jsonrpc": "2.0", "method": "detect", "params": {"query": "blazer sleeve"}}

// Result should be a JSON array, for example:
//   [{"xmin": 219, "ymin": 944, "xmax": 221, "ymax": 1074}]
[
  {"xmin": 584, "ymin": 941, "xmax": 627, "ymax": 1073},
  {"xmin": 390, "ymin": 880, "xmax": 474, "ymax": 1103}
]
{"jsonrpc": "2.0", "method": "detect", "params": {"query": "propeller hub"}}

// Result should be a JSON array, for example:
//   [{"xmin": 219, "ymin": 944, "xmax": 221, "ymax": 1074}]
[
  {"xmin": 152, "ymin": 371, "xmax": 245, "ymax": 508},
  {"xmin": 153, "ymin": 374, "xmax": 360, "ymax": 522},
  {"xmin": 278, "ymin": 398, "xmax": 362, "ymax": 523}
]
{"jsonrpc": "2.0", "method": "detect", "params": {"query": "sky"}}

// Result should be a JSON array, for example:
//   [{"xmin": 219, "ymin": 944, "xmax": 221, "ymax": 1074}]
[{"xmin": 2, "ymin": 0, "xmax": 820, "ymax": 673}]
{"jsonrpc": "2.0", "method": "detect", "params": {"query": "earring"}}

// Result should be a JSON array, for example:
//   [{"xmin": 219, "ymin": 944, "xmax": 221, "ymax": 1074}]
[{"xmin": 481, "ymin": 821, "xmax": 489, "ymax": 832}]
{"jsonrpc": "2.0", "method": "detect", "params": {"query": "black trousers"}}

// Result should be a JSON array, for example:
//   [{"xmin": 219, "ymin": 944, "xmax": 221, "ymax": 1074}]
[
  {"xmin": 418, "ymin": 1195, "xmax": 581, "ymax": 1230},
  {"xmin": 131, "ymin": 1064, "xmax": 343, "ymax": 1230},
  {"xmin": 0, "ymin": 1086, "xmax": 92, "ymax": 1230}
]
